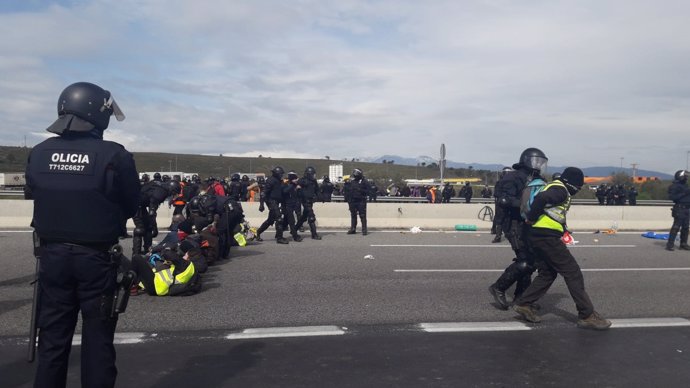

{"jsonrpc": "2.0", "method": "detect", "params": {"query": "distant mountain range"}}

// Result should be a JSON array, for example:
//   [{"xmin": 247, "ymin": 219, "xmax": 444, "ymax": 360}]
[{"xmin": 360, "ymin": 155, "xmax": 673, "ymax": 180}]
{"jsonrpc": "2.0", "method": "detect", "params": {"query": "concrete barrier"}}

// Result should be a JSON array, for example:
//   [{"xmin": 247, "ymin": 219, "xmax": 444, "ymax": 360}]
[{"xmin": 2, "ymin": 199, "xmax": 671, "ymax": 231}]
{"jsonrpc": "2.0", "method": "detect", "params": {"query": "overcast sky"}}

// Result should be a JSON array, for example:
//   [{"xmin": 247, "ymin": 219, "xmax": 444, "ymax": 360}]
[{"xmin": 1, "ymin": 0, "xmax": 689, "ymax": 173}]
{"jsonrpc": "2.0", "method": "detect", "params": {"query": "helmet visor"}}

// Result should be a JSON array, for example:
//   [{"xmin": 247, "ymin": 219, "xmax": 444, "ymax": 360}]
[
  {"xmin": 526, "ymin": 156, "xmax": 548, "ymax": 176},
  {"xmin": 103, "ymin": 95, "xmax": 125, "ymax": 121}
]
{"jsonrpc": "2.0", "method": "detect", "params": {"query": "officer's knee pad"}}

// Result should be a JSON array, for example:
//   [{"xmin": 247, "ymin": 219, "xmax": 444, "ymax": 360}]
[
  {"xmin": 515, "ymin": 260, "xmax": 534, "ymax": 274},
  {"xmin": 133, "ymin": 227, "xmax": 146, "ymax": 237}
]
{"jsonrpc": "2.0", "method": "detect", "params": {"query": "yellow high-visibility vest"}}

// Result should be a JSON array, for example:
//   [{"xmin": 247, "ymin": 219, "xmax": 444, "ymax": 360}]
[
  {"xmin": 152, "ymin": 263, "xmax": 196, "ymax": 296},
  {"xmin": 532, "ymin": 181, "xmax": 571, "ymax": 233}
]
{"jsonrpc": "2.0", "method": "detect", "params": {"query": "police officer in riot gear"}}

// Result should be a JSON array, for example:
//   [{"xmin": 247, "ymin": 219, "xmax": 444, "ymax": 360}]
[
  {"xmin": 25, "ymin": 82, "xmax": 140, "ymax": 388},
  {"xmin": 227, "ymin": 173, "xmax": 246, "ymax": 202},
  {"xmin": 489, "ymin": 148, "xmax": 548, "ymax": 309},
  {"xmin": 282, "ymin": 171, "xmax": 304, "ymax": 242},
  {"xmin": 491, "ymin": 167, "xmax": 512, "ymax": 242},
  {"xmin": 666, "ymin": 170, "xmax": 690, "ymax": 251},
  {"xmin": 140, "ymin": 173, "xmax": 150, "ymax": 184},
  {"xmin": 133, "ymin": 177, "xmax": 171, "ymax": 255},
  {"xmin": 345, "ymin": 168, "xmax": 371, "ymax": 235},
  {"xmin": 320, "ymin": 175, "xmax": 335, "ymax": 202},
  {"xmin": 296, "ymin": 166, "xmax": 322, "ymax": 239},
  {"xmin": 153, "ymin": 172, "xmax": 162, "ymax": 182},
  {"xmin": 257, "ymin": 166, "xmax": 289, "ymax": 244}
]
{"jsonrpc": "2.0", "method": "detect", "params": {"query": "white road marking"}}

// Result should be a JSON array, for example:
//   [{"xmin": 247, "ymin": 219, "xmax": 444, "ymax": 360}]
[
  {"xmin": 420, "ymin": 322, "xmax": 532, "ymax": 332},
  {"xmin": 226, "ymin": 325, "xmax": 346, "ymax": 340},
  {"xmin": 372, "ymin": 244, "xmax": 636, "ymax": 248},
  {"xmin": 395, "ymin": 267, "xmax": 690, "ymax": 273},
  {"xmin": 610, "ymin": 318, "xmax": 690, "ymax": 328},
  {"xmin": 72, "ymin": 332, "xmax": 147, "ymax": 346}
]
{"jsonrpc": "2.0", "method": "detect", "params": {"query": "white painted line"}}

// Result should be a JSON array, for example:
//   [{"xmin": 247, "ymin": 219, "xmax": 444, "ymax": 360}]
[
  {"xmin": 395, "ymin": 267, "xmax": 690, "ymax": 273},
  {"xmin": 0, "ymin": 230, "xmax": 33, "ymax": 233},
  {"xmin": 372, "ymin": 244, "xmax": 636, "ymax": 248},
  {"xmin": 610, "ymin": 318, "xmax": 690, "ymax": 328},
  {"xmin": 226, "ymin": 325, "xmax": 346, "ymax": 340},
  {"xmin": 420, "ymin": 322, "xmax": 532, "ymax": 332},
  {"xmin": 72, "ymin": 332, "xmax": 147, "ymax": 346}
]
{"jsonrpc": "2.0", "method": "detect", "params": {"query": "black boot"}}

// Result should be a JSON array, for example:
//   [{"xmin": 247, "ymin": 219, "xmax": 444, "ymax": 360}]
[
  {"xmin": 348, "ymin": 214, "xmax": 357, "ymax": 234},
  {"xmin": 292, "ymin": 234, "xmax": 303, "ymax": 242},
  {"xmin": 309, "ymin": 223, "xmax": 321, "ymax": 240},
  {"xmin": 489, "ymin": 284, "xmax": 510, "ymax": 310},
  {"xmin": 667, "ymin": 226, "xmax": 679, "ymax": 251},
  {"xmin": 679, "ymin": 229, "xmax": 690, "ymax": 250},
  {"xmin": 361, "ymin": 218, "xmax": 368, "ymax": 236}
]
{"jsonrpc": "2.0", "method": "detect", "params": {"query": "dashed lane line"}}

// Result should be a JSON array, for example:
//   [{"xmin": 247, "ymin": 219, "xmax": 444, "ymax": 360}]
[
  {"xmin": 420, "ymin": 322, "xmax": 532, "ymax": 332},
  {"xmin": 225, "ymin": 325, "xmax": 347, "ymax": 340},
  {"xmin": 13, "ymin": 318, "xmax": 690, "ymax": 347},
  {"xmin": 394, "ymin": 268, "xmax": 690, "ymax": 273},
  {"xmin": 610, "ymin": 318, "xmax": 690, "ymax": 328}
]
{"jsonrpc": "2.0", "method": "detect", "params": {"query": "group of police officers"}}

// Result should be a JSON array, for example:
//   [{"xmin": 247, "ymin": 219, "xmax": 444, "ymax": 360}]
[{"xmin": 24, "ymin": 82, "xmax": 690, "ymax": 387}]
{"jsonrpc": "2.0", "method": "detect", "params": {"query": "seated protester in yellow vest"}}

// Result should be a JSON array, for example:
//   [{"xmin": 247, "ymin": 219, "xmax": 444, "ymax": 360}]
[
  {"xmin": 179, "ymin": 238, "xmax": 208, "ymax": 273},
  {"xmin": 131, "ymin": 248, "xmax": 201, "ymax": 296}
]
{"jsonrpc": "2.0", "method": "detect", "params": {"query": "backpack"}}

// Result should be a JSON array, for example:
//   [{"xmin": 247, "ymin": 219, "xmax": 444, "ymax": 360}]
[{"xmin": 520, "ymin": 177, "xmax": 547, "ymax": 219}]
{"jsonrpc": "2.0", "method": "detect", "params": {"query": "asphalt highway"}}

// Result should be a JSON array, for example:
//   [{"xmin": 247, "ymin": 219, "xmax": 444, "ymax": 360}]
[{"xmin": 1, "ymin": 228, "xmax": 689, "ymax": 387}]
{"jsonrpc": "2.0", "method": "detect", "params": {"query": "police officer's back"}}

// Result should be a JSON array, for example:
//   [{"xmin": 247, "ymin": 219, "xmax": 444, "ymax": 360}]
[{"xmin": 25, "ymin": 82, "xmax": 139, "ymax": 388}]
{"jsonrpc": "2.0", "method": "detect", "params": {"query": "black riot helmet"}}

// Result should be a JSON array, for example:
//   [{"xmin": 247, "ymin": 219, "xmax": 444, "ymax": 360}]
[
  {"xmin": 231, "ymin": 173, "xmax": 240, "ymax": 182},
  {"xmin": 191, "ymin": 174, "xmax": 201, "ymax": 184},
  {"xmin": 287, "ymin": 171, "xmax": 298, "ymax": 180},
  {"xmin": 46, "ymin": 82, "xmax": 125, "ymax": 135},
  {"xmin": 552, "ymin": 172, "xmax": 561, "ymax": 181},
  {"xmin": 153, "ymin": 172, "xmax": 162, "ymax": 181},
  {"xmin": 322, "ymin": 175, "xmax": 330, "ymax": 183},
  {"xmin": 559, "ymin": 167, "xmax": 584, "ymax": 195},
  {"xmin": 241, "ymin": 175, "xmax": 249, "ymax": 182},
  {"xmin": 304, "ymin": 166, "xmax": 316, "ymax": 179},
  {"xmin": 168, "ymin": 180, "xmax": 181, "ymax": 195},
  {"xmin": 162, "ymin": 174, "xmax": 171, "ymax": 182},
  {"xmin": 674, "ymin": 170, "xmax": 688, "ymax": 183},
  {"xmin": 514, "ymin": 148, "xmax": 548, "ymax": 177},
  {"xmin": 257, "ymin": 176, "xmax": 266, "ymax": 184},
  {"xmin": 351, "ymin": 168, "xmax": 363, "ymax": 180},
  {"xmin": 500, "ymin": 167, "xmax": 512, "ymax": 178},
  {"xmin": 271, "ymin": 166, "xmax": 285, "ymax": 179},
  {"xmin": 140, "ymin": 173, "xmax": 150, "ymax": 183}
]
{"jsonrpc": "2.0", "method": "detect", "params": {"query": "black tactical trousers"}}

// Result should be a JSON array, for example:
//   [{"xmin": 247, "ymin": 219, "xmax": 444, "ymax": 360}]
[
  {"xmin": 35, "ymin": 243, "xmax": 118, "ymax": 388},
  {"xmin": 668, "ymin": 205, "xmax": 690, "ymax": 248},
  {"xmin": 514, "ymin": 233, "xmax": 595, "ymax": 319},
  {"xmin": 348, "ymin": 200, "xmax": 367, "ymax": 231},
  {"xmin": 257, "ymin": 200, "xmax": 284, "ymax": 239}
]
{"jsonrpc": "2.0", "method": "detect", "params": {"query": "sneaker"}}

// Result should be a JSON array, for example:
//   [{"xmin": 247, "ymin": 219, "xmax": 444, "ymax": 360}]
[
  {"xmin": 679, "ymin": 244, "xmax": 690, "ymax": 251},
  {"xmin": 347, "ymin": 229, "xmax": 357, "ymax": 235},
  {"xmin": 489, "ymin": 285, "xmax": 510, "ymax": 310},
  {"xmin": 292, "ymin": 235, "xmax": 303, "ymax": 242},
  {"xmin": 276, "ymin": 238, "xmax": 289, "ymax": 244},
  {"xmin": 577, "ymin": 312, "xmax": 611, "ymax": 330},
  {"xmin": 513, "ymin": 304, "xmax": 542, "ymax": 323}
]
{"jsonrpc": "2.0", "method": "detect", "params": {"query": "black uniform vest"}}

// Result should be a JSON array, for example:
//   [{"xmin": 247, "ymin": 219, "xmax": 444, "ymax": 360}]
[{"xmin": 26, "ymin": 135, "xmax": 139, "ymax": 244}]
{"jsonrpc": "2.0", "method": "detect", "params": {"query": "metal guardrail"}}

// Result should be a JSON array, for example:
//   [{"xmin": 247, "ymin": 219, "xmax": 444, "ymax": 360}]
[
  {"xmin": 327, "ymin": 195, "xmax": 673, "ymax": 206},
  {"xmin": 1, "ymin": 190, "xmax": 672, "ymax": 206}
]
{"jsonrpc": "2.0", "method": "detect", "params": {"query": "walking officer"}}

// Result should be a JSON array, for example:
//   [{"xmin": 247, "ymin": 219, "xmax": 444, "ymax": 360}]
[
  {"xmin": 296, "ymin": 166, "xmax": 322, "ymax": 239},
  {"xmin": 345, "ymin": 168, "xmax": 371, "ymax": 235},
  {"xmin": 25, "ymin": 82, "xmax": 140, "ymax": 387},
  {"xmin": 488, "ymin": 148, "xmax": 548, "ymax": 309},
  {"xmin": 666, "ymin": 170, "xmax": 690, "ymax": 251},
  {"xmin": 257, "ymin": 166, "xmax": 289, "ymax": 244}
]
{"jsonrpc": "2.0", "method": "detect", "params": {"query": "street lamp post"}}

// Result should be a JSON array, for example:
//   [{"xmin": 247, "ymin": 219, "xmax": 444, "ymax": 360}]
[
  {"xmin": 619, "ymin": 157, "xmax": 624, "ymax": 171},
  {"xmin": 686, "ymin": 151, "xmax": 689, "ymax": 171},
  {"xmin": 168, "ymin": 160, "xmax": 172, "ymax": 172}
]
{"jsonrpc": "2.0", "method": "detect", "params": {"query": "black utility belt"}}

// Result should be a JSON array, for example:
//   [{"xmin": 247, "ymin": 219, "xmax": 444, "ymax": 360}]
[{"xmin": 43, "ymin": 240, "xmax": 114, "ymax": 252}]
